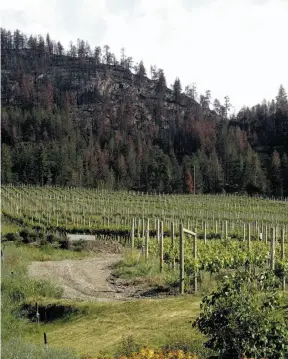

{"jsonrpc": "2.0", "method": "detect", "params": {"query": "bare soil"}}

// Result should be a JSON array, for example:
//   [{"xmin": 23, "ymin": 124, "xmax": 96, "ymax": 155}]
[
  {"xmin": 28, "ymin": 249, "xmax": 177, "ymax": 302},
  {"xmin": 28, "ymin": 253, "xmax": 129, "ymax": 301}
]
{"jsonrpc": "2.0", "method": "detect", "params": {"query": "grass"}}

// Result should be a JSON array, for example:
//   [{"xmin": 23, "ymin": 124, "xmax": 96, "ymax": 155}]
[
  {"xmin": 111, "ymin": 249, "xmax": 221, "ymax": 296},
  {"xmin": 1, "ymin": 216, "xmax": 22, "ymax": 234},
  {"xmin": 2, "ymin": 241, "xmax": 91, "ymax": 266},
  {"xmin": 1, "ymin": 243, "xmax": 92, "ymax": 358},
  {"xmin": 24, "ymin": 296, "xmax": 208, "ymax": 357},
  {"xmin": 1, "ymin": 243, "xmax": 211, "ymax": 358},
  {"xmin": 111, "ymin": 249, "xmax": 179, "ymax": 288},
  {"xmin": 1, "ymin": 337, "xmax": 79, "ymax": 359}
]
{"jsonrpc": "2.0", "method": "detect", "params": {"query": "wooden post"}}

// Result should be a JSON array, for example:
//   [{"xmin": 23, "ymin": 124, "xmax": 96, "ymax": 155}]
[
  {"xmin": 137, "ymin": 218, "xmax": 140, "ymax": 238},
  {"xmin": 265, "ymin": 225, "xmax": 268, "ymax": 244},
  {"xmin": 193, "ymin": 229, "xmax": 197, "ymax": 293},
  {"xmin": 243, "ymin": 223, "xmax": 246, "ymax": 242},
  {"xmin": 131, "ymin": 218, "xmax": 135, "ymax": 250},
  {"xmin": 179, "ymin": 223, "xmax": 184, "ymax": 294},
  {"xmin": 270, "ymin": 227, "xmax": 275, "ymax": 271},
  {"xmin": 225, "ymin": 220, "xmax": 228, "ymax": 246},
  {"xmin": 142, "ymin": 218, "xmax": 145, "ymax": 238},
  {"xmin": 248, "ymin": 223, "xmax": 251, "ymax": 250},
  {"xmin": 204, "ymin": 221, "xmax": 207, "ymax": 244},
  {"xmin": 281, "ymin": 227, "xmax": 285, "ymax": 290},
  {"xmin": 145, "ymin": 219, "xmax": 149, "ymax": 261},
  {"xmin": 36, "ymin": 302, "xmax": 40, "ymax": 328},
  {"xmin": 157, "ymin": 219, "xmax": 160, "ymax": 242},
  {"xmin": 171, "ymin": 222, "xmax": 175, "ymax": 269},
  {"xmin": 160, "ymin": 221, "xmax": 164, "ymax": 272},
  {"xmin": 44, "ymin": 332, "xmax": 48, "ymax": 348}
]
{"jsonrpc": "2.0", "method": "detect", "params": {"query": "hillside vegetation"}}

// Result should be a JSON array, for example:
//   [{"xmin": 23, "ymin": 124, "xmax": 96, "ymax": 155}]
[{"xmin": 1, "ymin": 28, "xmax": 288, "ymax": 196}]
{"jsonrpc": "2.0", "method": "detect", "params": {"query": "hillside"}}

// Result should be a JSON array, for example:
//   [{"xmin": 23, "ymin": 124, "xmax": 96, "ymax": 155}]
[{"xmin": 1, "ymin": 28, "xmax": 288, "ymax": 195}]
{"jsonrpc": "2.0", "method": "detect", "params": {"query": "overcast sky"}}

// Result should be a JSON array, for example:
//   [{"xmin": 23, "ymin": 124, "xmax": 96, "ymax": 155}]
[{"xmin": 1, "ymin": 0, "xmax": 288, "ymax": 113}]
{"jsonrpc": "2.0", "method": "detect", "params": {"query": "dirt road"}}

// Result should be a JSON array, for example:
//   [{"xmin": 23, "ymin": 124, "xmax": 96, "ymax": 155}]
[{"xmin": 28, "ymin": 253, "xmax": 127, "ymax": 302}]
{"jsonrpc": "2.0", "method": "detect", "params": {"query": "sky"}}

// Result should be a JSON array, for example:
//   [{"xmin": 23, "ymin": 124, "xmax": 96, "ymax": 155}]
[{"xmin": 1, "ymin": 0, "xmax": 288, "ymax": 113}]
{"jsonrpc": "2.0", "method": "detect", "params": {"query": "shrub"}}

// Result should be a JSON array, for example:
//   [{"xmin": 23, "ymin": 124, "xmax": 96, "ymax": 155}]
[
  {"xmin": 19, "ymin": 228, "xmax": 38, "ymax": 243},
  {"xmin": 194, "ymin": 270, "xmax": 288, "ymax": 358},
  {"xmin": 5, "ymin": 232, "xmax": 22, "ymax": 242},
  {"xmin": 73, "ymin": 239, "xmax": 88, "ymax": 252}
]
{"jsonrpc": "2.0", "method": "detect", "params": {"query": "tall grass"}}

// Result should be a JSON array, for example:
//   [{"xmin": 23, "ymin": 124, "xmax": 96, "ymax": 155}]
[
  {"xmin": 1, "ymin": 338, "xmax": 79, "ymax": 359},
  {"xmin": 111, "ymin": 249, "xmax": 179, "ymax": 289}
]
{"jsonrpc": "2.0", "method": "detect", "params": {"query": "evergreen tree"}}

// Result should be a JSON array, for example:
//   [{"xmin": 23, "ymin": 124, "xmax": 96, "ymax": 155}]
[
  {"xmin": 173, "ymin": 77, "xmax": 182, "ymax": 104},
  {"xmin": 270, "ymin": 150, "xmax": 282, "ymax": 196},
  {"xmin": 1, "ymin": 144, "xmax": 13, "ymax": 183},
  {"xmin": 137, "ymin": 60, "xmax": 146, "ymax": 78},
  {"xmin": 282, "ymin": 153, "xmax": 288, "ymax": 195}
]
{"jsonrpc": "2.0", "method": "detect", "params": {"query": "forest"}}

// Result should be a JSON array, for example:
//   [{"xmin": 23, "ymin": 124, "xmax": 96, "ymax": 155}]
[{"xmin": 1, "ymin": 28, "xmax": 288, "ymax": 196}]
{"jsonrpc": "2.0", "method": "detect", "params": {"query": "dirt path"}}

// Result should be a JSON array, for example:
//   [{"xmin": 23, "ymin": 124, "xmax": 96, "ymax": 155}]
[{"xmin": 28, "ymin": 253, "xmax": 128, "ymax": 302}]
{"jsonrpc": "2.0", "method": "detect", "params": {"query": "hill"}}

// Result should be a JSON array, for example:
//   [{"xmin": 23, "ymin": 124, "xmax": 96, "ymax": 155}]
[{"xmin": 1, "ymin": 28, "xmax": 288, "ymax": 195}]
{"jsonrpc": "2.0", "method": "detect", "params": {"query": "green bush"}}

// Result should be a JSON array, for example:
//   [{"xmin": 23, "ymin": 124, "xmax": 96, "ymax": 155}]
[
  {"xmin": 194, "ymin": 270, "xmax": 288, "ymax": 358},
  {"xmin": 5, "ymin": 232, "xmax": 23, "ymax": 242},
  {"xmin": 46, "ymin": 233, "xmax": 62, "ymax": 244},
  {"xmin": 19, "ymin": 228, "xmax": 38, "ymax": 243},
  {"xmin": 72, "ymin": 239, "xmax": 87, "ymax": 252}
]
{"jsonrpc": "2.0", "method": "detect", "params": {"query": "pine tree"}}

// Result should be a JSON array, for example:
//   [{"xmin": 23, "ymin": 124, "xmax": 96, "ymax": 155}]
[
  {"xmin": 270, "ymin": 150, "xmax": 282, "ymax": 196},
  {"xmin": 137, "ymin": 60, "xmax": 146, "ymax": 78},
  {"xmin": 1, "ymin": 144, "xmax": 13, "ymax": 183},
  {"xmin": 282, "ymin": 153, "xmax": 288, "ymax": 195},
  {"xmin": 173, "ymin": 77, "xmax": 182, "ymax": 103},
  {"xmin": 276, "ymin": 84, "xmax": 287, "ymax": 111}
]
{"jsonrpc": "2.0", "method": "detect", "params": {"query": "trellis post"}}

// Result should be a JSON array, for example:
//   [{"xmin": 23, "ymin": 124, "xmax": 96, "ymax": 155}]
[{"xmin": 179, "ymin": 223, "xmax": 184, "ymax": 294}]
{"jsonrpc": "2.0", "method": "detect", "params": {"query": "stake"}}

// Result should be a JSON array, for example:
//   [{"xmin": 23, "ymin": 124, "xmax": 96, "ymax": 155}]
[
  {"xmin": 131, "ymin": 218, "xmax": 135, "ymax": 250},
  {"xmin": 145, "ymin": 219, "xmax": 149, "ymax": 261},
  {"xmin": 193, "ymin": 228, "xmax": 197, "ymax": 293},
  {"xmin": 270, "ymin": 227, "xmax": 275, "ymax": 271},
  {"xmin": 157, "ymin": 219, "xmax": 160, "ymax": 242},
  {"xmin": 160, "ymin": 221, "xmax": 164, "ymax": 272},
  {"xmin": 179, "ymin": 223, "xmax": 184, "ymax": 294},
  {"xmin": 171, "ymin": 222, "xmax": 175, "ymax": 269},
  {"xmin": 281, "ymin": 227, "xmax": 285, "ymax": 291},
  {"xmin": 248, "ymin": 223, "xmax": 251, "ymax": 250},
  {"xmin": 44, "ymin": 332, "xmax": 48, "ymax": 348}
]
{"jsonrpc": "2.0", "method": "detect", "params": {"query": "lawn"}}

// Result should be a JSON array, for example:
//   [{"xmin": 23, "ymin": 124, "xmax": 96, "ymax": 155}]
[{"xmin": 24, "ymin": 296, "xmax": 205, "ymax": 357}]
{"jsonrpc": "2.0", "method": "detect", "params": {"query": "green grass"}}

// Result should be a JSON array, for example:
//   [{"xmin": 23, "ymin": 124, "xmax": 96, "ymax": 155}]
[
  {"xmin": 24, "ymin": 296, "xmax": 208, "ymax": 357},
  {"xmin": 1, "ymin": 216, "xmax": 22, "ymax": 234},
  {"xmin": 111, "ymin": 249, "xmax": 179, "ymax": 288},
  {"xmin": 1, "ymin": 243, "xmax": 91, "ymax": 358},
  {"xmin": 1, "ymin": 243, "xmax": 211, "ymax": 358},
  {"xmin": 1, "ymin": 338, "xmax": 79, "ymax": 359}
]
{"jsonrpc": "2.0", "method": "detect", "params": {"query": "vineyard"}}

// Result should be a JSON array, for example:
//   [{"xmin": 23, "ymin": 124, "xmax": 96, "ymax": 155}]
[{"xmin": 2, "ymin": 184, "xmax": 288, "ymax": 293}]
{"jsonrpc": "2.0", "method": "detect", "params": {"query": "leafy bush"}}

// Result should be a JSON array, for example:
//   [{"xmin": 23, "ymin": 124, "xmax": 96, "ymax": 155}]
[
  {"xmin": 46, "ymin": 233, "xmax": 63, "ymax": 243},
  {"xmin": 194, "ymin": 270, "xmax": 288, "ymax": 359},
  {"xmin": 73, "ymin": 239, "xmax": 88, "ymax": 252},
  {"xmin": 5, "ymin": 232, "xmax": 23, "ymax": 242},
  {"xmin": 19, "ymin": 228, "xmax": 39, "ymax": 243}
]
